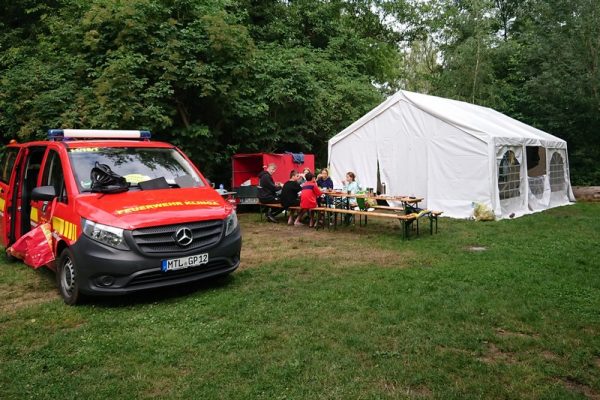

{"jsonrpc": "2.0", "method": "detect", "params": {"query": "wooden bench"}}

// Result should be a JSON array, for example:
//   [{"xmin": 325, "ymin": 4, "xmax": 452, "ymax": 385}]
[
  {"xmin": 312, "ymin": 207, "xmax": 417, "ymax": 239},
  {"xmin": 367, "ymin": 206, "xmax": 443, "ymax": 235},
  {"xmin": 372, "ymin": 205, "xmax": 405, "ymax": 212},
  {"xmin": 428, "ymin": 211, "xmax": 443, "ymax": 234},
  {"xmin": 259, "ymin": 203, "xmax": 302, "ymax": 221},
  {"xmin": 259, "ymin": 203, "xmax": 443, "ymax": 239}
]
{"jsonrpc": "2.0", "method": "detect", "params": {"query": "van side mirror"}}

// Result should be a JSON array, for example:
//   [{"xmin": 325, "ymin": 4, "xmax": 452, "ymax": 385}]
[{"xmin": 31, "ymin": 186, "xmax": 57, "ymax": 201}]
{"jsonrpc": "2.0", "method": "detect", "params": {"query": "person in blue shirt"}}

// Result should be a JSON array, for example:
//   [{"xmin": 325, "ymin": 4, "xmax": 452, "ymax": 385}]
[{"xmin": 342, "ymin": 171, "xmax": 360, "ymax": 207}]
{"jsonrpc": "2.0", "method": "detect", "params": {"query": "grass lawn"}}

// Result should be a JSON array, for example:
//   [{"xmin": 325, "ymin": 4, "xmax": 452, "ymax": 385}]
[{"xmin": 1, "ymin": 203, "xmax": 599, "ymax": 399}]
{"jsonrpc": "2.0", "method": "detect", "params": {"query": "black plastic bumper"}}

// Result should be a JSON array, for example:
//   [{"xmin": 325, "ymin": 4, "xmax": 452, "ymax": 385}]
[{"xmin": 69, "ymin": 226, "xmax": 241, "ymax": 296}]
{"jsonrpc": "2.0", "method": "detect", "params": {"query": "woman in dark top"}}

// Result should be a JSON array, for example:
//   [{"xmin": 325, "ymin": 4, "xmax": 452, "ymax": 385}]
[
  {"xmin": 316, "ymin": 168, "xmax": 334, "ymax": 206},
  {"xmin": 316, "ymin": 168, "xmax": 334, "ymax": 190}
]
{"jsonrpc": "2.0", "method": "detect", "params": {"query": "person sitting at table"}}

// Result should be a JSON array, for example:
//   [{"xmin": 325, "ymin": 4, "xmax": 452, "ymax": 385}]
[
  {"xmin": 342, "ymin": 171, "xmax": 360, "ymax": 207},
  {"xmin": 315, "ymin": 168, "xmax": 333, "ymax": 207},
  {"xmin": 316, "ymin": 168, "xmax": 334, "ymax": 191},
  {"xmin": 297, "ymin": 167, "xmax": 311, "ymax": 185},
  {"xmin": 281, "ymin": 170, "xmax": 302, "ymax": 225},
  {"xmin": 294, "ymin": 172, "xmax": 322, "ymax": 227},
  {"xmin": 258, "ymin": 163, "xmax": 282, "ymax": 223}
]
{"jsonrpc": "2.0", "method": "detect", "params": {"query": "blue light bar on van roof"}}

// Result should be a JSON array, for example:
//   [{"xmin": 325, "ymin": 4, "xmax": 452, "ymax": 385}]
[{"xmin": 48, "ymin": 129, "xmax": 151, "ymax": 141}]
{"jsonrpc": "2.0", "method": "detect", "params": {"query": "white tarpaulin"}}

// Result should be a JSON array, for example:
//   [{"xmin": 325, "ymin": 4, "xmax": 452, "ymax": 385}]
[{"xmin": 328, "ymin": 90, "xmax": 575, "ymax": 219}]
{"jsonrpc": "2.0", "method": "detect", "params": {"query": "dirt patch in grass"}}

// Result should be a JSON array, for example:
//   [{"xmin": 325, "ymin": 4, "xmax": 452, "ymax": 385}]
[
  {"xmin": 240, "ymin": 216, "xmax": 416, "ymax": 270},
  {"xmin": 142, "ymin": 370, "xmax": 190, "ymax": 398},
  {"xmin": 557, "ymin": 377, "xmax": 600, "ymax": 399},
  {"xmin": 0, "ymin": 267, "xmax": 57, "ymax": 315},
  {"xmin": 436, "ymin": 345, "xmax": 473, "ymax": 356},
  {"xmin": 495, "ymin": 328, "xmax": 539, "ymax": 339},
  {"xmin": 410, "ymin": 385, "xmax": 433, "ymax": 398},
  {"xmin": 378, "ymin": 381, "xmax": 432, "ymax": 398},
  {"xmin": 478, "ymin": 342, "xmax": 518, "ymax": 365},
  {"xmin": 0, "ymin": 291, "xmax": 57, "ymax": 314},
  {"xmin": 541, "ymin": 351, "xmax": 560, "ymax": 361}
]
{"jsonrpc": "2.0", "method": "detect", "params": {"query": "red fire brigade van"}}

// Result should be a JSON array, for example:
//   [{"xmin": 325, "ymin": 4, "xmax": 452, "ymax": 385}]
[{"xmin": 0, "ymin": 129, "xmax": 241, "ymax": 305}]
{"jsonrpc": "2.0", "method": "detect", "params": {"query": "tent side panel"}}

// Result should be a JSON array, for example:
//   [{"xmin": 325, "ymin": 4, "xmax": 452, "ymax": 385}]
[
  {"xmin": 376, "ymin": 103, "xmax": 428, "ymax": 200},
  {"xmin": 329, "ymin": 127, "xmax": 378, "ymax": 191},
  {"xmin": 428, "ymin": 131, "xmax": 490, "ymax": 218}
]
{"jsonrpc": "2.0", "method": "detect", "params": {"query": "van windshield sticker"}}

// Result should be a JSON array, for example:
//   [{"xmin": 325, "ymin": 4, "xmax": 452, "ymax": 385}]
[
  {"xmin": 70, "ymin": 147, "xmax": 100, "ymax": 153},
  {"xmin": 115, "ymin": 200, "xmax": 220, "ymax": 215},
  {"xmin": 123, "ymin": 174, "xmax": 151, "ymax": 184}
]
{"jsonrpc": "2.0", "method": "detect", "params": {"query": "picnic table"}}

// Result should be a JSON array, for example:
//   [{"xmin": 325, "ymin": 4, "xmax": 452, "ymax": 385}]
[
  {"xmin": 315, "ymin": 191, "xmax": 441, "ymax": 238},
  {"xmin": 259, "ymin": 191, "xmax": 442, "ymax": 239}
]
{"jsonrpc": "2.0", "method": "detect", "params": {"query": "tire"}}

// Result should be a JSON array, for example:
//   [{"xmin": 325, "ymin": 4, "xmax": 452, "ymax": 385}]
[{"xmin": 56, "ymin": 248, "xmax": 82, "ymax": 305}]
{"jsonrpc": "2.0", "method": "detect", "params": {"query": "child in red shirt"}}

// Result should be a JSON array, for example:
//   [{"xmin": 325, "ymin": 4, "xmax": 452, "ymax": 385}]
[{"xmin": 294, "ymin": 172, "xmax": 322, "ymax": 227}]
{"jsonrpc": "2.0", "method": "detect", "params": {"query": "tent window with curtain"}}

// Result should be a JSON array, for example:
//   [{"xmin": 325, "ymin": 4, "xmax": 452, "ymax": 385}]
[
  {"xmin": 528, "ymin": 176, "xmax": 544, "ymax": 197},
  {"xmin": 498, "ymin": 150, "xmax": 520, "ymax": 200},
  {"xmin": 549, "ymin": 152, "xmax": 565, "ymax": 192}
]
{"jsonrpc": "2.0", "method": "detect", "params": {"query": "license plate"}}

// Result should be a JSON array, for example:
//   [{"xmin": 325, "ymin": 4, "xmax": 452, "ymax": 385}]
[
  {"xmin": 161, "ymin": 253, "xmax": 209, "ymax": 272},
  {"xmin": 239, "ymin": 197, "xmax": 258, "ymax": 204}
]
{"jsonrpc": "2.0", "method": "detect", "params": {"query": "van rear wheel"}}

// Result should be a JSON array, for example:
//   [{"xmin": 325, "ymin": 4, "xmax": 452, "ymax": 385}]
[{"xmin": 57, "ymin": 248, "xmax": 82, "ymax": 305}]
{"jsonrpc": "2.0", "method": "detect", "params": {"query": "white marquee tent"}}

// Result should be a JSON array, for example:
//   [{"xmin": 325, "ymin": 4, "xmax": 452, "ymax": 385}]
[{"xmin": 328, "ymin": 90, "xmax": 575, "ymax": 219}]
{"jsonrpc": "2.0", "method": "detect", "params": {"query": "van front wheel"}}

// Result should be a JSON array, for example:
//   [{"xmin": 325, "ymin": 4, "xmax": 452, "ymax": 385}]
[{"xmin": 57, "ymin": 248, "xmax": 82, "ymax": 305}]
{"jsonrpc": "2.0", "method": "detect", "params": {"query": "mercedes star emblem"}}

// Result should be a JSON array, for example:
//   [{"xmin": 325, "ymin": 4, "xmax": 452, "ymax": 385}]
[{"xmin": 174, "ymin": 227, "xmax": 193, "ymax": 247}]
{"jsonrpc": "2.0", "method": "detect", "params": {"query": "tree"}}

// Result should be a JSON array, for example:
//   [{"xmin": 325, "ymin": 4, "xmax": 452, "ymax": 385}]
[
  {"xmin": 513, "ymin": 0, "xmax": 600, "ymax": 184},
  {"xmin": 1, "ymin": 0, "xmax": 406, "ymax": 185}
]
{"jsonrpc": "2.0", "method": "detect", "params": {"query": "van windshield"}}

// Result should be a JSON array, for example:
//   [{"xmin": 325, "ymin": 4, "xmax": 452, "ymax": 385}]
[{"xmin": 68, "ymin": 147, "xmax": 204, "ymax": 192}]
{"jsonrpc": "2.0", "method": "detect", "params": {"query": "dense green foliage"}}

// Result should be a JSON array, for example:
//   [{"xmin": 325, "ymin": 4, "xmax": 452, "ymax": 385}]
[{"xmin": 1, "ymin": 0, "xmax": 598, "ymax": 184}]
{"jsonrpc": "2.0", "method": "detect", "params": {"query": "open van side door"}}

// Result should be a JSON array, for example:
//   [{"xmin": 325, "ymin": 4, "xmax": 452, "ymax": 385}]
[
  {"xmin": 0, "ymin": 146, "xmax": 24, "ymax": 247},
  {"xmin": 1, "ymin": 145, "xmax": 47, "ymax": 247}
]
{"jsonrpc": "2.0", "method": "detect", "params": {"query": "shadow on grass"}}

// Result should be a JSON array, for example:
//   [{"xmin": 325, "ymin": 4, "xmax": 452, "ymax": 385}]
[{"xmin": 83, "ymin": 273, "xmax": 236, "ymax": 308}]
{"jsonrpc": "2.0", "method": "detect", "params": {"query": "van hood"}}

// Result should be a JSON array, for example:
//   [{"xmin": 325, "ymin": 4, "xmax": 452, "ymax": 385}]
[{"xmin": 74, "ymin": 188, "xmax": 232, "ymax": 230}]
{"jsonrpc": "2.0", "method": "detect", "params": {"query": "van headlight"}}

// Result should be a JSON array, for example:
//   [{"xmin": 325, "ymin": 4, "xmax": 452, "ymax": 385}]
[
  {"xmin": 82, "ymin": 219, "xmax": 129, "ymax": 250},
  {"xmin": 224, "ymin": 211, "xmax": 238, "ymax": 236}
]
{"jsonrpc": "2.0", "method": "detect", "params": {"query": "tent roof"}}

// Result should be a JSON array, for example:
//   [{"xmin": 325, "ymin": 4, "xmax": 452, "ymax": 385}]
[{"xmin": 329, "ymin": 90, "xmax": 566, "ymax": 148}]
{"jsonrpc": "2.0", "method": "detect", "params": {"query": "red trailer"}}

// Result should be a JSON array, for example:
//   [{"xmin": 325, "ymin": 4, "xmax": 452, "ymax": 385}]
[{"xmin": 232, "ymin": 153, "xmax": 315, "ymax": 205}]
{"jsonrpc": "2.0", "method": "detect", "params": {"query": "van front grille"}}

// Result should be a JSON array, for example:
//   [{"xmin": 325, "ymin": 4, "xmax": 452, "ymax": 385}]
[{"xmin": 131, "ymin": 220, "xmax": 223, "ymax": 254}]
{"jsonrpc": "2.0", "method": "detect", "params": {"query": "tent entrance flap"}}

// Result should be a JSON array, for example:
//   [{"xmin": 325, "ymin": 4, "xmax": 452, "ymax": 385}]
[
  {"xmin": 376, "ymin": 160, "xmax": 384, "ymax": 194},
  {"xmin": 526, "ymin": 146, "xmax": 550, "ymax": 210}
]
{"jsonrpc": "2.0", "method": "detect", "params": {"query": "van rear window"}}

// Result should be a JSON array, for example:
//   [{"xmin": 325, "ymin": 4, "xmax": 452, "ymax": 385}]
[{"xmin": 68, "ymin": 147, "xmax": 204, "ymax": 192}]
